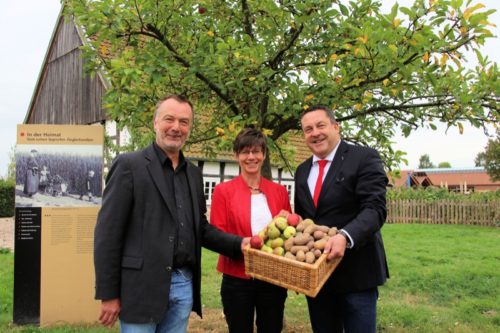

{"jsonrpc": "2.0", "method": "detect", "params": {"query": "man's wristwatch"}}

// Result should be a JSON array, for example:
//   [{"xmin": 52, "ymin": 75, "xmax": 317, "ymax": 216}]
[{"xmin": 338, "ymin": 229, "xmax": 352, "ymax": 249}]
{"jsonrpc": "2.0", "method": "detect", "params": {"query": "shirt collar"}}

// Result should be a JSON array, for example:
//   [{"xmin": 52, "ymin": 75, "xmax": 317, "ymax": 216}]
[
  {"xmin": 153, "ymin": 141, "xmax": 186, "ymax": 169},
  {"xmin": 312, "ymin": 140, "xmax": 341, "ymax": 165}
]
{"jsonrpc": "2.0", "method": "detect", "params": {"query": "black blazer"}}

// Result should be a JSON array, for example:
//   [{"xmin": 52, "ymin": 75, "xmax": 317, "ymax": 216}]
[
  {"xmin": 294, "ymin": 141, "xmax": 389, "ymax": 293},
  {"xmin": 94, "ymin": 144, "xmax": 242, "ymax": 323}
]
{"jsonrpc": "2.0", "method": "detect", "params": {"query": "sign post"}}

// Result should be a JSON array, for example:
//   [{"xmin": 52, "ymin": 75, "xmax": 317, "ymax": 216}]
[{"xmin": 14, "ymin": 124, "xmax": 103, "ymax": 326}]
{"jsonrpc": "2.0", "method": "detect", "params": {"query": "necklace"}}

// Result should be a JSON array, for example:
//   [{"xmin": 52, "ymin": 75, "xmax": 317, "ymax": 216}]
[
  {"xmin": 248, "ymin": 185, "xmax": 260, "ymax": 191},
  {"xmin": 246, "ymin": 177, "xmax": 261, "ymax": 192}
]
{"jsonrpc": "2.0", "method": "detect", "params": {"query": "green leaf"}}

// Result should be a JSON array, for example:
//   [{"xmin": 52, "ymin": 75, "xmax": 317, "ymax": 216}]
[
  {"xmin": 339, "ymin": 3, "xmax": 349, "ymax": 16},
  {"xmin": 390, "ymin": 3, "xmax": 399, "ymax": 20},
  {"xmin": 400, "ymin": 7, "xmax": 413, "ymax": 17}
]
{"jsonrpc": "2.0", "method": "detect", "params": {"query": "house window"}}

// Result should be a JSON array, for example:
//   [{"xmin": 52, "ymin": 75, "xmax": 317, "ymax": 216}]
[
  {"xmin": 280, "ymin": 181, "xmax": 295, "ymax": 204},
  {"xmin": 204, "ymin": 177, "xmax": 219, "ymax": 204}
]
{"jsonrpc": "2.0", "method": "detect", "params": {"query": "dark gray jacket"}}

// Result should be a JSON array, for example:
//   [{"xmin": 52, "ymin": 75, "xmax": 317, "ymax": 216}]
[{"xmin": 94, "ymin": 144, "xmax": 242, "ymax": 323}]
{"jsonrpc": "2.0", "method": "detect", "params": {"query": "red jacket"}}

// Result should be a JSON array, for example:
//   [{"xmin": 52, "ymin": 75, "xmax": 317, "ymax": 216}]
[{"xmin": 210, "ymin": 175, "xmax": 291, "ymax": 279}]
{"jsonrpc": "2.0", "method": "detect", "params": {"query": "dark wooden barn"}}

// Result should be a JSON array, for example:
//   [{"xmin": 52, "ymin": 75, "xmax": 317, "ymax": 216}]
[{"xmin": 26, "ymin": 10, "xmax": 107, "ymax": 125}]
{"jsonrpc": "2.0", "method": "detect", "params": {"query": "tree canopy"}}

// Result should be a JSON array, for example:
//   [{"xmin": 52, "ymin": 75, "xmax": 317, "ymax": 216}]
[
  {"xmin": 438, "ymin": 161, "xmax": 452, "ymax": 168},
  {"xmin": 418, "ymin": 153, "xmax": 435, "ymax": 168},
  {"xmin": 65, "ymin": 0, "xmax": 499, "ymax": 176},
  {"xmin": 475, "ymin": 128, "xmax": 500, "ymax": 180}
]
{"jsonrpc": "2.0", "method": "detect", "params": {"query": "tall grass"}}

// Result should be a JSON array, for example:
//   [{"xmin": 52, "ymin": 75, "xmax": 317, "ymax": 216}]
[{"xmin": 0, "ymin": 224, "xmax": 498, "ymax": 332}]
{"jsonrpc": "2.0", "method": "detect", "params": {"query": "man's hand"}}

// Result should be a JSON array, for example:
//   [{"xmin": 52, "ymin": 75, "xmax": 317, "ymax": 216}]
[
  {"xmin": 241, "ymin": 237, "xmax": 251, "ymax": 251},
  {"xmin": 99, "ymin": 298, "xmax": 121, "ymax": 328},
  {"xmin": 323, "ymin": 234, "xmax": 347, "ymax": 260}
]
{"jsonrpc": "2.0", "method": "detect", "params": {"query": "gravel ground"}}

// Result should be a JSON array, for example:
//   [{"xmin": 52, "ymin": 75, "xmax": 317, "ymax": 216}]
[{"xmin": 0, "ymin": 217, "xmax": 14, "ymax": 252}]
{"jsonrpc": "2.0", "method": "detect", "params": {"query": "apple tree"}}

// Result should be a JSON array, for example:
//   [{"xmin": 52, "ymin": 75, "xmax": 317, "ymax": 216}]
[{"xmin": 64, "ymin": 0, "xmax": 499, "ymax": 177}]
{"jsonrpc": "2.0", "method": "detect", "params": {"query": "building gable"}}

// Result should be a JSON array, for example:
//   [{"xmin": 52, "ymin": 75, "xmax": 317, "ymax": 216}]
[{"xmin": 25, "ymin": 14, "xmax": 107, "ymax": 125}]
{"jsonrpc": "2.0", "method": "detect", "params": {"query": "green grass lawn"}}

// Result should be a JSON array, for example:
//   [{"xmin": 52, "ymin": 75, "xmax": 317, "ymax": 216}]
[{"xmin": 0, "ymin": 224, "xmax": 499, "ymax": 332}]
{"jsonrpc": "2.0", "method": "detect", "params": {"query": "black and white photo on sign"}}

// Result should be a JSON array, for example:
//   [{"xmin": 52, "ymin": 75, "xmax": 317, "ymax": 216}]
[{"xmin": 15, "ymin": 145, "xmax": 103, "ymax": 207}]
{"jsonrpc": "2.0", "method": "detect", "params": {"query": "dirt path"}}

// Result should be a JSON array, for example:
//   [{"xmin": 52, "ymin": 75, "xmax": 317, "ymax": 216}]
[{"xmin": 0, "ymin": 217, "xmax": 14, "ymax": 252}]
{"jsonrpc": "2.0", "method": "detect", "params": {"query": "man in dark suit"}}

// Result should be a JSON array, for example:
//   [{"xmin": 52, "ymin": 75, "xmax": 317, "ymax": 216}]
[
  {"xmin": 294, "ymin": 105, "xmax": 389, "ymax": 333},
  {"xmin": 94, "ymin": 94, "xmax": 248, "ymax": 332}
]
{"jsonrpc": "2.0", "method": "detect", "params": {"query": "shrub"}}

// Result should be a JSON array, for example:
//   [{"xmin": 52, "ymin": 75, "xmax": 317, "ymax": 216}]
[
  {"xmin": 387, "ymin": 187, "xmax": 500, "ymax": 202},
  {"xmin": 0, "ymin": 179, "xmax": 15, "ymax": 217}
]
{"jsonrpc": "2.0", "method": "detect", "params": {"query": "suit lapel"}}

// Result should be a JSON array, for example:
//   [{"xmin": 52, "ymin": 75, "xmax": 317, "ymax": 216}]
[
  {"xmin": 298, "ymin": 157, "xmax": 315, "ymax": 213},
  {"xmin": 318, "ymin": 141, "xmax": 348, "ymax": 206},
  {"xmin": 186, "ymin": 163, "xmax": 200, "ymax": 229},
  {"xmin": 144, "ymin": 144, "xmax": 177, "ymax": 217}
]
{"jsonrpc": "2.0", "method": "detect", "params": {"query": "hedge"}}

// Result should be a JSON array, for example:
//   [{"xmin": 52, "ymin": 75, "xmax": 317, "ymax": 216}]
[
  {"xmin": 387, "ymin": 186, "xmax": 500, "ymax": 202},
  {"xmin": 0, "ymin": 179, "xmax": 15, "ymax": 217}
]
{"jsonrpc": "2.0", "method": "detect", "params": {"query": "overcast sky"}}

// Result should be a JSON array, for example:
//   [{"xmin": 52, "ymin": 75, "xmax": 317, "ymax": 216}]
[{"xmin": 0, "ymin": 0, "xmax": 498, "ymax": 177}]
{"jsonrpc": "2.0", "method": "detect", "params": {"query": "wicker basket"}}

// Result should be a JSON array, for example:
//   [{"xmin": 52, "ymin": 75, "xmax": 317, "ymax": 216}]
[{"xmin": 244, "ymin": 247, "xmax": 341, "ymax": 297}]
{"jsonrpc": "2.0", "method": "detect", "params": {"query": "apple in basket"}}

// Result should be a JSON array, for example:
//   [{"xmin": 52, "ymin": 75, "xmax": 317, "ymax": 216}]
[
  {"xmin": 250, "ymin": 235, "xmax": 264, "ymax": 249},
  {"xmin": 287, "ymin": 213, "xmax": 301, "ymax": 227}
]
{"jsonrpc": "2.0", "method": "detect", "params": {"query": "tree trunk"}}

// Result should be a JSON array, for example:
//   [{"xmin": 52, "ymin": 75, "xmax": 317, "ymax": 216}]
[{"xmin": 261, "ymin": 153, "xmax": 272, "ymax": 180}]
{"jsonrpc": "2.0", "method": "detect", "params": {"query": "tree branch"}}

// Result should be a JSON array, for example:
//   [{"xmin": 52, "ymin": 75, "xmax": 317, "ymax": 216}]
[
  {"xmin": 268, "ymin": 23, "xmax": 304, "ymax": 70},
  {"xmin": 133, "ymin": 0, "xmax": 145, "ymax": 28},
  {"xmin": 187, "ymin": 133, "xmax": 220, "ymax": 145},
  {"xmin": 241, "ymin": 0, "xmax": 254, "ymax": 40},
  {"xmin": 341, "ymin": 51, "xmax": 420, "ymax": 92},
  {"xmin": 259, "ymin": 95, "xmax": 269, "ymax": 123},
  {"xmin": 337, "ymin": 99, "xmax": 458, "ymax": 123},
  {"xmin": 379, "ymin": 109, "xmax": 418, "ymax": 127},
  {"xmin": 267, "ymin": 114, "xmax": 301, "ymax": 138},
  {"xmin": 439, "ymin": 35, "xmax": 475, "ymax": 54},
  {"xmin": 271, "ymin": 140, "xmax": 295, "ymax": 177},
  {"xmin": 140, "ymin": 24, "xmax": 241, "ymax": 116}
]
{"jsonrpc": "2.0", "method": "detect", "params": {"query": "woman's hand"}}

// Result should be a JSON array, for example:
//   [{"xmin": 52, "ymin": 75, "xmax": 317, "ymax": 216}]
[{"xmin": 275, "ymin": 210, "xmax": 291, "ymax": 218}]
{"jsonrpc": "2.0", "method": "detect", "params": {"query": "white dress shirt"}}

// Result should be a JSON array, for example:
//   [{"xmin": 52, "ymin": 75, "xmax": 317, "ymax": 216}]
[{"xmin": 307, "ymin": 140, "xmax": 354, "ymax": 248}]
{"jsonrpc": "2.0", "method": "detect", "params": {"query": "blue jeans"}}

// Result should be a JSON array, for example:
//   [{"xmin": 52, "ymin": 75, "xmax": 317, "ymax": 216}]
[
  {"xmin": 306, "ymin": 287, "xmax": 379, "ymax": 333},
  {"xmin": 121, "ymin": 268, "xmax": 193, "ymax": 333}
]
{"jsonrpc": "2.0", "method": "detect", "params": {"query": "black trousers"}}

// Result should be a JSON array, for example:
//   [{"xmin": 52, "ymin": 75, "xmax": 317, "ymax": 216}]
[
  {"xmin": 306, "ymin": 287, "xmax": 379, "ymax": 333},
  {"xmin": 221, "ymin": 274, "xmax": 288, "ymax": 333}
]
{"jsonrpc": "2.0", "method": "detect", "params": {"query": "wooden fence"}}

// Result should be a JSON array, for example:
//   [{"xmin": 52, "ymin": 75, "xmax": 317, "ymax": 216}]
[{"xmin": 386, "ymin": 199, "xmax": 500, "ymax": 227}]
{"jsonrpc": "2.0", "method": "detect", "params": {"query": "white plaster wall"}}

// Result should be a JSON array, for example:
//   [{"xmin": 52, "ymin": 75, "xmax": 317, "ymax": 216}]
[
  {"xmin": 224, "ymin": 162, "xmax": 240, "ymax": 177},
  {"xmin": 203, "ymin": 161, "xmax": 219, "ymax": 175}
]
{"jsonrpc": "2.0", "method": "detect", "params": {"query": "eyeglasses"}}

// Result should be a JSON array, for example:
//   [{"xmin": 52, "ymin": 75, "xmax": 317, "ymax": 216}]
[{"xmin": 239, "ymin": 149, "xmax": 263, "ymax": 156}]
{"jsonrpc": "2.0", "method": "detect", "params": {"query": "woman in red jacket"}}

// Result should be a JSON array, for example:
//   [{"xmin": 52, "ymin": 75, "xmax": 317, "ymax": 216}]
[{"xmin": 210, "ymin": 128, "xmax": 291, "ymax": 333}]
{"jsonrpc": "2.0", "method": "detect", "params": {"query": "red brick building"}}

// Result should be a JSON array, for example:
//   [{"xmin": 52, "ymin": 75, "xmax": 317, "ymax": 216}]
[{"xmin": 390, "ymin": 167, "xmax": 500, "ymax": 193}]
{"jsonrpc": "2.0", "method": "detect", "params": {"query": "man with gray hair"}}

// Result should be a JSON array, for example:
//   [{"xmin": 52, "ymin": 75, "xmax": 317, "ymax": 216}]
[{"xmin": 94, "ymin": 94, "xmax": 249, "ymax": 332}]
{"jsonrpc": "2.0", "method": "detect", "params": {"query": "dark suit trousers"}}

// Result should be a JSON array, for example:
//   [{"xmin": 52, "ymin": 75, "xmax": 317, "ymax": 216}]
[
  {"xmin": 306, "ymin": 287, "xmax": 378, "ymax": 333},
  {"xmin": 221, "ymin": 274, "xmax": 287, "ymax": 333}
]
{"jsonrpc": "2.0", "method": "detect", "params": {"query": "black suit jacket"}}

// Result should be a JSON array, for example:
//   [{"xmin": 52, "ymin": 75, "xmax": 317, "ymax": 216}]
[
  {"xmin": 94, "ymin": 144, "xmax": 242, "ymax": 323},
  {"xmin": 294, "ymin": 141, "xmax": 389, "ymax": 293}
]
